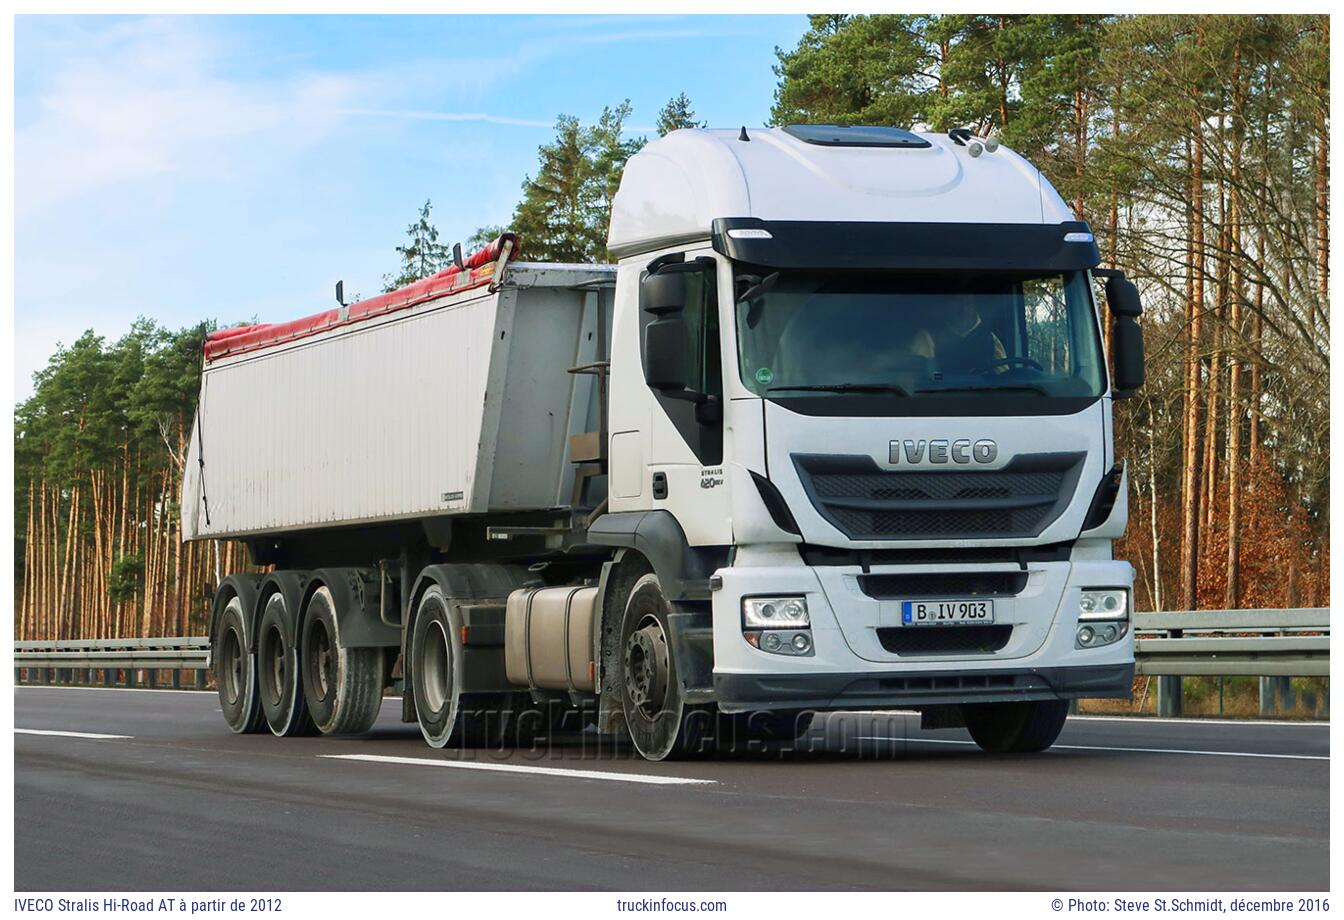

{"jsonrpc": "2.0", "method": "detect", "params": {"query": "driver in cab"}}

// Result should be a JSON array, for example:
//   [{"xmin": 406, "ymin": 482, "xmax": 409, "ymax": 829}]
[{"xmin": 910, "ymin": 296, "xmax": 1007, "ymax": 375}]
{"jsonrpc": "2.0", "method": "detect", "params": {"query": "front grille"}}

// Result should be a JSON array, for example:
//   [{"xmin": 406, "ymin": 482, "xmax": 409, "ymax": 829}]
[
  {"xmin": 793, "ymin": 452, "xmax": 1084, "ymax": 540},
  {"xmin": 858, "ymin": 572, "xmax": 1028, "ymax": 599},
  {"xmin": 799, "ymin": 543, "xmax": 1073, "ymax": 566},
  {"xmin": 877, "ymin": 625, "xmax": 1013, "ymax": 655}
]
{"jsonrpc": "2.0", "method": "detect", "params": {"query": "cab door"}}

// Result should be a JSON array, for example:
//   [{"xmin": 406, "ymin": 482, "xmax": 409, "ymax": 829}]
[{"xmin": 640, "ymin": 248, "xmax": 731, "ymax": 546}]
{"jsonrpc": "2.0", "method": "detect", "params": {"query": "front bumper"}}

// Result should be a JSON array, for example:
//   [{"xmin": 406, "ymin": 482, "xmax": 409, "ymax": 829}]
[
  {"xmin": 715, "ymin": 662, "xmax": 1135, "ymax": 712},
  {"xmin": 708, "ymin": 552, "xmax": 1135, "ymax": 713}
]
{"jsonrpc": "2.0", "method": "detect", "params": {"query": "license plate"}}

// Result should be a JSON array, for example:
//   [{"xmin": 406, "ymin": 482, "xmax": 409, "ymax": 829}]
[{"xmin": 901, "ymin": 600, "xmax": 995, "ymax": 626}]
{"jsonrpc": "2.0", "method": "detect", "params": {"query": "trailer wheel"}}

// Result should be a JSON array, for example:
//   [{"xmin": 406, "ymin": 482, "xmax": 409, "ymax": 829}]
[
  {"xmin": 411, "ymin": 585, "xmax": 500, "ymax": 749},
  {"xmin": 963, "ymin": 699, "xmax": 1070, "ymax": 753},
  {"xmin": 214, "ymin": 595, "xmax": 265, "ymax": 734},
  {"xmin": 618, "ymin": 573, "xmax": 713, "ymax": 761},
  {"xmin": 301, "ymin": 586, "xmax": 385, "ymax": 735},
  {"xmin": 257, "ymin": 592, "xmax": 317, "ymax": 737}
]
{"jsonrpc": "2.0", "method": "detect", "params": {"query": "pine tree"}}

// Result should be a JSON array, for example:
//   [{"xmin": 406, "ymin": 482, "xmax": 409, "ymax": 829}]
[
  {"xmin": 511, "ymin": 103, "xmax": 645, "ymax": 263},
  {"xmin": 512, "ymin": 115, "xmax": 598, "ymax": 263},
  {"xmin": 382, "ymin": 200, "xmax": 451, "ymax": 292},
  {"xmin": 656, "ymin": 94, "xmax": 705, "ymax": 136},
  {"xmin": 771, "ymin": 15, "xmax": 934, "ymax": 127}
]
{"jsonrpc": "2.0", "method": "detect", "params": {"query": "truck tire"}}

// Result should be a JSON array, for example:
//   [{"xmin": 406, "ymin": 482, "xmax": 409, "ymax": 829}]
[
  {"xmin": 411, "ymin": 585, "xmax": 501, "ymax": 748},
  {"xmin": 963, "ymin": 699, "xmax": 1070, "ymax": 753},
  {"xmin": 257, "ymin": 591, "xmax": 316, "ymax": 737},
  {"xmin": 214, "ymin": 594, "xmax": 266, "ymax": 734},
  {"xmin": 301, "ymin": 585, "xmax": 385, "ymax": 735},
  {"xmin": 618, "ymin": 573, "xmax": 714, "ymax": 761}
]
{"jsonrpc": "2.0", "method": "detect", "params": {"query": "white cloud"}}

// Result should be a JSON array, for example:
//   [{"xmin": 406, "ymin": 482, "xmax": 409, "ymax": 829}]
[
  {"xmin": 12, "ymin": 14, "xmax": 764, "ymax": 400},
  {"xmin": 335, "ymin": 108, "xmax": 558, "ymax": 128},
  {"xmin": 15, "ymin": 19, "xmax": 367, "ymax": 216}
]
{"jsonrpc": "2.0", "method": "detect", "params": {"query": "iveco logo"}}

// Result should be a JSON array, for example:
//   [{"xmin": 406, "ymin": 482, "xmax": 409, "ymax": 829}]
[{"xmin": 889, "ymin": 439, "xmax": 998, "ymax": 465}]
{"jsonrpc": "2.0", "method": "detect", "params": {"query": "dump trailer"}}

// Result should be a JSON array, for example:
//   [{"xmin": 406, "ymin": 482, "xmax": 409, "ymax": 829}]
[{"xmin": 186, "ymin": 124, "xmax": 1146, "ymax": 760}]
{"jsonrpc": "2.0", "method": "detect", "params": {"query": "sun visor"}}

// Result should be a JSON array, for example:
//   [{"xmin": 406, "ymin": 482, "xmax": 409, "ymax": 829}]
[{"xmin": 712, "ymin": 218, "xmax": 1102, "ymax": 272}]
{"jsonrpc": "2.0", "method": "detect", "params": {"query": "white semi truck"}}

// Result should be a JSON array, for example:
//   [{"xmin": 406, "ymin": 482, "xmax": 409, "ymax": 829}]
[{"xmin": 184, "ymin": 124, "xmax": 1145, "ymax": 761}]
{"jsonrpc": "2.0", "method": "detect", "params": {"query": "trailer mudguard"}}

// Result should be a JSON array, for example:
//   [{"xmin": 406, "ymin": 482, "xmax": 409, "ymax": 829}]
[
  {"xmin": 207, "ymin": 573, "xmax": 264, "ymax": 666},
  {"xmin": 404, "ymin": 563, "xmax": 532, "ymax": 699},
  {"xmin": 256, "ymin": 571, "xmax": 309, "ymax": 637},
  {"xmin": 304, "ymin": 568, "xmax": 401, "ymax": 648}
]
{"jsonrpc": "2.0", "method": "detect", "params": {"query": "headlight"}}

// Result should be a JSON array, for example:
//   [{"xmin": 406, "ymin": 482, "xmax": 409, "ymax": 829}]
[
  {"xmin": 742, "ymin": 596, "xmax": 810, "ymax": 628},
  {"xmin": 1078, "ymin": 588, "xmax": 1129, "ymax": 622}
]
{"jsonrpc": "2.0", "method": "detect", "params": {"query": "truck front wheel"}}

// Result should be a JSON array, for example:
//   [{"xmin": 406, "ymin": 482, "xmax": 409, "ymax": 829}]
[
  {"xmin": 962, "ymin": 699, "xmax": 1070, "ymax": 753},
  {"xmin": 618, "ymin": 573, "xmax": 712, "ymax": 761},
  {"xmin": 300, "ymin": 586, "xmax": 385, "ymax": 735}
]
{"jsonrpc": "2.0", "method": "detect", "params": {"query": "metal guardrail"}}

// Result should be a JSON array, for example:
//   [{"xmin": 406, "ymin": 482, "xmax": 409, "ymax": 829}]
[
  {"xmin": 14, "ymin": 637, "xmax": 210, "ymax": 689},
  {"xmin": 1134, "ymin": 608, "xmax": 1329, "ymax": 678},
  {"xmin": 14, "ymin": 610, "xmax": 1329, "ymax": 710}
]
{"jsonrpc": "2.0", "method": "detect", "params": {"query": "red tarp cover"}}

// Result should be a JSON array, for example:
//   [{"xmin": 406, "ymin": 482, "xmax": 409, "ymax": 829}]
[{"xmin": 204, "ymin": 233, "xmax": 519, "ymax": 362}]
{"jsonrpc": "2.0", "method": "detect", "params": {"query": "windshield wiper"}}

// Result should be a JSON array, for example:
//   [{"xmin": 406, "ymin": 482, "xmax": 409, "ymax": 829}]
[
  {"xmin": 915, "ymin": 384, "xmax": 1050, "ymax": 396},
  {"xmin": 768, "ymin": 383, "xmax": 909, "ymax": 397}
]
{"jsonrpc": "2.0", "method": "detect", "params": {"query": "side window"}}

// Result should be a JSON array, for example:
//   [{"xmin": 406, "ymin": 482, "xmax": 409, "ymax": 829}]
[
  {"xmin": 1022, "ymin": 276, "xmax": 1073, "ymax": 374},
  {"xmin": 681, "ymin": 269, "xmax": 722, "ymax": 399}
]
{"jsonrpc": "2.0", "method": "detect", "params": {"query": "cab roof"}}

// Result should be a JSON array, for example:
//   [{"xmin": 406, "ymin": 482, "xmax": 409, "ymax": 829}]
[{"xmin": 607, "ymin": 125, "xmax": 1076, "ymax": 259}]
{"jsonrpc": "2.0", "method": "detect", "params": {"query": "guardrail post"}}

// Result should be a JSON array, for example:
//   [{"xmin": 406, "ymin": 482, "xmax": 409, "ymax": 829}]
[
  {"xmin": 1260, "ymin": 676, "xmax": 1294, "ymax": 716},
  {"xmin": 126, "ymin": 668, "xmax": 137, "ymax": 689},
  {"xmin": 1157, "ymin": 676, "xmax": 1183, "ymax": 717}
]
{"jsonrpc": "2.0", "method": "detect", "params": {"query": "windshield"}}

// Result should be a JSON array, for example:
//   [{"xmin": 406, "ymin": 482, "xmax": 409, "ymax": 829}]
[{"xmin": 733, "ymin": 270, "xmax": 1105, "ymax": 400}]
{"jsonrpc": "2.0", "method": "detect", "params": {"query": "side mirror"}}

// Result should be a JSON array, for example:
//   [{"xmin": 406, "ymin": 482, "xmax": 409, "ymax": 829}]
[
  {"xmin": 1105, "ymin": 277, "xmax": 1143, "ymax": 318},
  {"xmin": 643, "ymin": 318, "xmax": 688, "ymax": 391},
  {"xmin": 1111, "ymin": 316, "xmax": 1145, "ymax": 396},
  {"xmin": 1103, "ymin": 275, "xmax": 1144, "ymax": 396},
  {"xmin": 640, "ymin": 271, "xmax": 687, "ymax": 316}
]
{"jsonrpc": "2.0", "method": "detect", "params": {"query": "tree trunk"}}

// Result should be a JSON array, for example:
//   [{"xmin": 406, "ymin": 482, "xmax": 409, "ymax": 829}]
[
  {"xmin": 1249, "ymin": 227, "xmax": 1265, "ymax": 469},
  {"xmin": 1313, "ymin": 18, "xmax": 1328, "ymax": 334},
  {"xmin": 1180, "ymin": 117, "xmax": 1205, "ymax": 612},
  {"xmin": 1225, "ymin": 134, "xmax": 1244, "ymax": 610}
]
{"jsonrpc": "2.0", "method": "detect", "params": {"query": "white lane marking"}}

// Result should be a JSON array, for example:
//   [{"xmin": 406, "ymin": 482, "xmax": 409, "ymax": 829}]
[
  {"xmin": 321, "ymin": 753, "xmax": 716, "ymax": 785},
  {"xmin": 841, "ymin": 709, "xmax": 1327, "ymax": 728},
  {"xmin": 856, "ymin": 736, "xmax": 1328, "ymax": 761},
  {"xmin": 16, "ymin": 728, "xmax": 132, "ymax": 740},
  {"xmin": 1070, "ymin": 714, "xmax": 1328, "ymax": 728},
  {"xmin": 16, "ymin": 685, "xmax": 212, "ymax": 696}
]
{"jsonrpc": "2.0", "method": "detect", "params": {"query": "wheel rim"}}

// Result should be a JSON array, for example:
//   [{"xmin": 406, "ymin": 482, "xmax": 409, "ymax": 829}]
[
  {"xmin": 307, "ymin": 620, "xmax": 333, "ymax": 703},
  {"xmin": 422, "ymin": 619, "xmax": 452, "ymax": 715},
  {"xmin": 262, "ymin": 623, "xmax": 285, "ymax": 707},
  {"xmin": 624, "ymin": 613, "xmax": 670, "ymax": 722},
  {"xmin": 220, "ymin": 625, "xmax": 244, "ymax": 706}
]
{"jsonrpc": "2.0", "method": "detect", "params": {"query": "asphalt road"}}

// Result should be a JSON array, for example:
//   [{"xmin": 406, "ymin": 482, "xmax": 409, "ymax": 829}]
[{"xmin": 14, "ymin": 686, "xmax": 1329, "ymax": 891}]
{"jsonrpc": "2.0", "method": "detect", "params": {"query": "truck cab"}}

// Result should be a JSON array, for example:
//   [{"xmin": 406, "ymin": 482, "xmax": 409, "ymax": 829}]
[{"xmin": 592, "ymin": 124, "xmax": 1145, "ymax": 758}]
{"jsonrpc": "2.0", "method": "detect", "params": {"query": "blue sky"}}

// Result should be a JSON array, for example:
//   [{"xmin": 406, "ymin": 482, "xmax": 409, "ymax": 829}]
[{"xmin": 13, "ymin": 14, "xmax": 807, "ymax": 400}]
